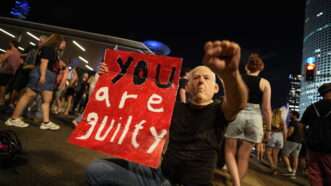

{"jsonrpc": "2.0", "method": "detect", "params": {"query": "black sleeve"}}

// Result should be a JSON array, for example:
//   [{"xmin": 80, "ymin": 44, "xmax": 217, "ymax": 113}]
[
  {"xmin": 216, "ymin": 103, "xmax": 228, "ymax": 128},
  {"xmin": 40, "ymin": 47, "xmax": 56, "ymax": 61}
]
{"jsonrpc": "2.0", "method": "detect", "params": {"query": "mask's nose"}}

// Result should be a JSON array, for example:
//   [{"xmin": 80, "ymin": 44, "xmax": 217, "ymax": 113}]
[{"xmin": 198, "ymin": 80, "xmax": 204, "ymax": 86}]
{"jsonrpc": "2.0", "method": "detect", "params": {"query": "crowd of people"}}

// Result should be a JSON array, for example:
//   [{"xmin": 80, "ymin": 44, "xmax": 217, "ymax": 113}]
[
  {"xmin": 1, "ymin": 36, "xmax": 330, "ymax": 186},
  {"xmin": 0, "ymin": 33, "xmax": 94, "ymax": 130}
]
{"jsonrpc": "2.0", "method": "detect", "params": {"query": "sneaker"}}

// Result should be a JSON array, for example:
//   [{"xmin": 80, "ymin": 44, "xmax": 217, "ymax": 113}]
[
  {"xmin": 5, "ymin": 118, "xmax": 29, "ymax": 128},
  {"xmin": 40, "ymin": 121, "xmax": 60, "ymax": 130},
  {"xmin": 287, "ymin": 167, "xmax": 293, "ymax": 173},
  {"xmin": 290, "ymin": 172, "xmax": 296, "ymax": 179},
  {"xmin": 290, "ymin": 175, "xmax": 296, "ymax": 179}
]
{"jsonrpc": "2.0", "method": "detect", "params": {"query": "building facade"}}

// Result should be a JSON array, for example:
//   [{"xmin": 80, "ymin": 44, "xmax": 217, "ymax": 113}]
[
  {"xmin": 300, "ymin": 0, "xmax": 331, "ymax": 114},
  {"xmin": 289, "ymin": 74, "xmax": 302, "ymax": 112}
]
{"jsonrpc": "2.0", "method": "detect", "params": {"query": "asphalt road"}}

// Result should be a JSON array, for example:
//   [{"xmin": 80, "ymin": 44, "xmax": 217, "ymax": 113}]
[{"xmin": 0, "ymin": 112, "xmax": 310, "ymax": 186}]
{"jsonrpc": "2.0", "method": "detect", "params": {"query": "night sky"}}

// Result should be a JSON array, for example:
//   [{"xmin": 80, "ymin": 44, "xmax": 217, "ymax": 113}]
[{"xmin": 0, "ymin": 1, "xmax": 306, "ymax": 107}]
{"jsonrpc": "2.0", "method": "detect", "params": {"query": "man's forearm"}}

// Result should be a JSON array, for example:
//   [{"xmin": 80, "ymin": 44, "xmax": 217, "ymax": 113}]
[{"xmin": 222, "ymin": 71, "xmax": 248, "ymax": 115}]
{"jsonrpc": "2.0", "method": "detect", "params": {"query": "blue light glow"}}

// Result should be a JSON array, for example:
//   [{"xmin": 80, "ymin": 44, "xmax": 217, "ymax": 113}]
[
  {"xmin": 10, "ymin": 0, "xmax": 30, "ymax": 19},
  {"xmin": 306, "ymin": 56, "xmax": 316, "ymax": 64},
  {"xmin": 144, "ymin": 40, "xmax": 171, "ymax": 56}
]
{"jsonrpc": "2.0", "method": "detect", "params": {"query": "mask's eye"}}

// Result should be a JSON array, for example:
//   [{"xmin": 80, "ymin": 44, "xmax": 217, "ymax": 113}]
[
  {"xmin": 193, "ymin": 75, "xmax": 200, "ymax": 80},
  {"xmin": 204, "ymin": 75, "xmax": 210, "ymax": 80}
]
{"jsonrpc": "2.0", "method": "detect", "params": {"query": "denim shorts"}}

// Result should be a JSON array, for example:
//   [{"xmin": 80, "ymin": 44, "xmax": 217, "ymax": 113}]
[
  {"xmin": 27, "ymin": 67, "xmax": 57, "ymax": 92},
  {"xmin": 225, "ymin": 103, "xmax": 264, "ymax": 143},
  {"xmin": 267, "ymin": 131, "xmax": 284, "ymax": 149},
  {"xmin": 282, "ymin": 141, "xmax": 302, "ymax": 158}
]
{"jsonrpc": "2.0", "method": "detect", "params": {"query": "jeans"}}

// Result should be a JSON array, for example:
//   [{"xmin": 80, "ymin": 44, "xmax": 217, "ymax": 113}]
[
  {"xmin": 86, "ymin": 159, "xmax": 171, "ymax": 186},
  {"xmin": 307, "ymin": 151, "xmax": 331, "ymax": 186}
]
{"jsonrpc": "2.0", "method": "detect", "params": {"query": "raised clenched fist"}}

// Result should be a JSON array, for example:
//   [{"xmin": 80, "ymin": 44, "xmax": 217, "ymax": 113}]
[{"xmin": 203, "ymin": 40, "xmax": 241, "ymax": 77}]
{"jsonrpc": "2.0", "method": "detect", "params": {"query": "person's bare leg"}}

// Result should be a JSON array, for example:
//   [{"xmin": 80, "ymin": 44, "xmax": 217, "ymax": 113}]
[
  {"xmin": 283, "ymin": 155, "xmax": 292, "ymax": 172},
  {"xmin": 12, "ymin": 88, "xmax": 36, "ymax": 119},
  {"xmin": 292, "ymin": 156, "xmax": 299, "ymax": 174},
  {"xmin": 64, "ymin": 96, "xmax": 72, "ymax": 115},
  {"xmin": 256, "ymin": 144, "xmax": 260, "ymax": 160},
  {"xmin": 0, "ymin": 86, "xmax": 6, "ymax": 103},
  {"xmin": 41, "ymin": 90, "xmax": 53, "ymax": 123},
  {"xmin": 266, "ymin": 148, "xmax": 274, "ymax": 169},
  {"xmin": 238, "ymin": 141, "xmax": 253, "ymax": 179},
  {"xmin": 55, "ymin": 96, "xmax": 62, "ymax": 113},
  {"xmin": 9, "ymin": 90, "xmax": 18, "ymax": 105},
  {"xmin": 260, "ymin": 144, "xmax": 265, "ymax": 160},
  {"xmin": 272, "ymin": 149, "xmax": 280, "ymax": 170},
  {"xmin": 257, "ymin": 143, "xmax": 265, "ymax": 161},
  {"xmin": 225, "ymin": 138, "xmax": 240, "ymax": 186}
]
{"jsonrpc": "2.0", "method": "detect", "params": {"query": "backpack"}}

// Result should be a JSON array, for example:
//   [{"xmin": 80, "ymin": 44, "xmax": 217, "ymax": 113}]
[
  {"xmin": 0, "ymin": 130, "xmax": 22, "ymax": 165},
  {"xmin": 305, "ymin": 104, "xmax": 331, "ymax": 153}
]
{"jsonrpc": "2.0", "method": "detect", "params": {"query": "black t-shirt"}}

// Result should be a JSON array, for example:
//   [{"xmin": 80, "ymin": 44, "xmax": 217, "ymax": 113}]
[
  {"xmin": 301, "ymin": 99, "xmax": 331, "ymax": 127},
  {"xmin": 23, "ymin": 47, "xmax": 39, "ymax": 66},
  {"xmin": 301, "ymin": 99, "xmax": 331, "ymax": 152},
  {"xmin": 287, "ymin": 120, "xmax": 302, "ymax": 143},
  {"xmin": 161, "ymin": 102, "xmax": 227, "ymax": 185},
  {"xmin": 36, "ymin": 46, "xmax": 58, "ymax": 73}
]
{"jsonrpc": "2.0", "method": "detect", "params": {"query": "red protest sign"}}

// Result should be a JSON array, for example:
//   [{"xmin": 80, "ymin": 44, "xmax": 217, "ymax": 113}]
[{"xmin": 68, "ymin": 49, "xmax": 182, "ymax": 168}]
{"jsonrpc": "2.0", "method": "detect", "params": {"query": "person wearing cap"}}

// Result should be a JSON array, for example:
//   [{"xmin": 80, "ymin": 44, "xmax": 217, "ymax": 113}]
[{"xmin": 300, "ymin": 82, "xmax": 331, "ymax": 186}]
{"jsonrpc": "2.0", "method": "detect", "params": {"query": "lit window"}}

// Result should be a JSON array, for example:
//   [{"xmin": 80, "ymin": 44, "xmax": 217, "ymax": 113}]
[{"xmin": 316, "ymin": 12, "xmax": 324, "ymax": 17}]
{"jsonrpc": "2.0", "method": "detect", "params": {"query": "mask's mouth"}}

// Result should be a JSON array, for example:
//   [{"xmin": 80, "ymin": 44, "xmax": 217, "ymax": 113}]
[{"xmin": 197, "ymin": 86, "xmax": 204, "ymax": 92}]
